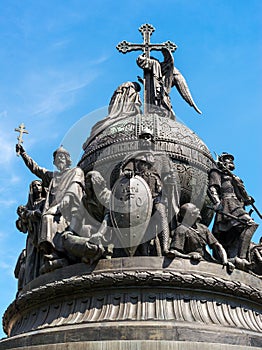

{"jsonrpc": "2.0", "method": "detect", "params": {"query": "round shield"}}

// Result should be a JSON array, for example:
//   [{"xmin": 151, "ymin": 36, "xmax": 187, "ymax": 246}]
[{"xmin": 110, "ymin": 175, "xmax": 153, "ymax": 256}]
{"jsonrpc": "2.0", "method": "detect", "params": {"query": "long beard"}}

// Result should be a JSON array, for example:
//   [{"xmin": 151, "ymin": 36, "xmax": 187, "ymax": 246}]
[{"xmin": 56, "ymin": 161, "xmax": 67, "ymax": 171}]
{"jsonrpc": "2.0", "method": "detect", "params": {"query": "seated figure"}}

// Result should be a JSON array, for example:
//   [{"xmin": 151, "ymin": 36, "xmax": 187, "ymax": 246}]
[
  {"xmin": 61, "ymin": 170, "xmax": 112, "ymax": 264},
  {"xmin": 167, "ymin": 203, "xmax": 235, "ymax": 272},
  {"xmin": 84, "ymin": 81, "xmax": 142, "ymax": 146}
]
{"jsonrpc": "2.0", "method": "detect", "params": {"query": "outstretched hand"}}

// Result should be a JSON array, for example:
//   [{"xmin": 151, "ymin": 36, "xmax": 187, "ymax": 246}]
[
  {"xmin": 189, "ymin": 252, "xmax": 202, "ymax": 261},
  {"xmin": 226, "ymin": 261, "xmax": 235, "ymax": 273}
]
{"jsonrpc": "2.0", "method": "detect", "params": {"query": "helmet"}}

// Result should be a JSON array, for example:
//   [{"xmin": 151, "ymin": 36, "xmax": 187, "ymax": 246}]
[
  {"xmin": 218, "ymin": 152, "xmax": 234, "ymax": 163},
  {"xmin": 53, "ymin": 145, "xmax": 71, "ymax": 160},
  {"xmin": 139, "ymin": 128, "xmax": 154, "ymax": 138}
]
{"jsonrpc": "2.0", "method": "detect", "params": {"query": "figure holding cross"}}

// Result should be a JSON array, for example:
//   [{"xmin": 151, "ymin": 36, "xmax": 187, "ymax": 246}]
[
  {"xmin": 15, "ymin": 141, "xmax": 85, "ymax": 274},
  {"xmin": 117, "ymin": 24, "xmax": 202, "ymax": 117}
]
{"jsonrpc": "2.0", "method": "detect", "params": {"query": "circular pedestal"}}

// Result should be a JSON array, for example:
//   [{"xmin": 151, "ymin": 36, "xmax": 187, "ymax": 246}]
[{"xmin": 1, "ymin": 257, "xmax": 262, "ymax": 349}]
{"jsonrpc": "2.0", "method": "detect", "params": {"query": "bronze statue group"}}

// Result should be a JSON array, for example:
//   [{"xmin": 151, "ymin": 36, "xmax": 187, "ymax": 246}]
[
  {"xmin": 15, "ymin": 140, "xmax": 261, "ymax": 293},
  {"xmin": 14, "ymin": 34, "xmax": 261, "ymax": 292}
]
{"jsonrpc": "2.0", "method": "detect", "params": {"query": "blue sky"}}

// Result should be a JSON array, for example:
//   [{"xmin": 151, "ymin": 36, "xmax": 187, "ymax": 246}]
[{"xmin": 0, "ymin": 0, "xmax": 261, "ymax": 338}]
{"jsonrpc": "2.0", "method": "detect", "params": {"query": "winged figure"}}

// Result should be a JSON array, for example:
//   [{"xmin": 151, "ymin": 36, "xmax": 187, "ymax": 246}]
[{"xmin": 137, "ymin": 48, "xmax": 201, "ymax": 116}]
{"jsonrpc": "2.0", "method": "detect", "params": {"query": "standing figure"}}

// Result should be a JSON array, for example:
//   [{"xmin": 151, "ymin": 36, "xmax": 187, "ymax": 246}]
[
  {"xmin": 167, "ymin": 203, "xmax": 235, "ymax": 272},
  {"xmin": 122, "ymin": 151, "xmax": 170, "ymax": 255},
  {"xmin": 16, "ymin": 180, "xmax": 46, "ymax": 285},
  {"xmin": 139, "ymin": 128, "xmax": 180, "ymax": 233},
  {"xmin": 208, "ymin": 153, "xmax": 258, "ymax": 268},
  {"xmin": 16, "ymin": 144, "xmax": 85, "ymax": 273},
  {"xmin": 137, "ymin": 48, "xmax": 201, "ymax": 117}
]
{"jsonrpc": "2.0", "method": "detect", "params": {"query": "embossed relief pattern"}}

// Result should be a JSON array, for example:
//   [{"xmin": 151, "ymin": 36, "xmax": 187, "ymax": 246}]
[
  {"xmin": 10, "ymin": 289, "xmax": 262, "ymax": 336},
  {"xmin": 80, "ymin": 114, "xmax": 214, "ymax": 173},
  {"xmin": 5, "ymin": 269, "xmax": 262, "ymax": 336}
]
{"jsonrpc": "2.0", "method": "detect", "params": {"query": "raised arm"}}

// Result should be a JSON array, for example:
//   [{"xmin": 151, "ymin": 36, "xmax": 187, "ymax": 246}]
[{"xmin": 16, "ymin": 144, "xmax": 52, "ymax": 187}]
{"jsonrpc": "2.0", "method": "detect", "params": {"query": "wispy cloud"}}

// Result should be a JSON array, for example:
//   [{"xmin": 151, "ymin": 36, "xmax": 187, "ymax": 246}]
[
  {"xmin": 0, "ymin": 235, "xmax": 17, "ymax": 274},
  {"xmin": 0, "ymin": 231, "xmax": 6, "ymax": 241},
  {"xmin": 0, "ymin": 261, "xmax": 13, "ymax": 270},
  {"xmin": 17, "ymin": 66, "xmax": 99, "ymax": 119},
  {"xmin": 9, "ymin": 175, "xmax": 21, "ymax": 184},
  {"xmin": 32, "ymin": 74, "xmax": 96, "ymax": 117},
  {"xmin": 0, "ymin": 134, "xmax": 16, "ymax": 168},
  {"xmin": 0, "ymin": 199, "xmax": 17, "ymax": 208},
  {"xmin": 51, "ymin": 39, "xmax": 71, "ymax": 49},
  {"xmin": 90, "ymin": 54, "xmax": 110, "ymax": 66},
  {"xmin": 0, "ymin": 259, "xmax": 16, "ymax": 278},
  {"xmin": 0, "ymin": 110, "xmax": 8, "ymax": 119}
]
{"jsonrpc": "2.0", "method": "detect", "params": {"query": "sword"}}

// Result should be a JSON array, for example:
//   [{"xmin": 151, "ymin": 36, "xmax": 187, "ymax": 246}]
[
  {"xmin": 207, "ymin": 205, "xmax": 251, "ymax": 226},
  {"xmin": 250, "ymin": 199, "xmax": 262, "ymax": 220}
]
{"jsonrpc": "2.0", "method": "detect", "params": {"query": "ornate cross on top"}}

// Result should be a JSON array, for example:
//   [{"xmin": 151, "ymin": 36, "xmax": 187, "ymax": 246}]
[
  {"xmin": 116, "ymin": 24, "xmax": 177, "ymax": 114},
  {"xmin": 116, "ymin": 24, "xmax": 177, "ymax": 59},
  {"xmin": 15, "ymin": 123, "xmax": 29, "ymax": 156}
]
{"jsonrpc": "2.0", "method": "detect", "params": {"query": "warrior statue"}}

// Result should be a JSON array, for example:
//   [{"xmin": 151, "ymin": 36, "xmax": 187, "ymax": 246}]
[
  {"xmin": 16, "ymin": 144, "xmax": 85, "ymax": 273},
  {"xmin": 208, "ymin": 152, "xmax": 259, "ymax": 269},
  {"xmin": 121, "ymin": 151, "xmax": 170, "ymax": 256},
  {"xmin": 167, "ymin": 203, "xmax": 235, "ymax": 273},
  {"xmin": 16, "ymin": 180, "xmax": 46, "ymax": 285},
  {"xmin": 138, "ymin": 128, "xmax": 180, "ymax": 233}
]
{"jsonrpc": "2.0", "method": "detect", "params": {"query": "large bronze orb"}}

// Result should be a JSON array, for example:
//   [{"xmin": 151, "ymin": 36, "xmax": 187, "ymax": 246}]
[{"xmin": 78, "ymin": 113, "xmax": 215, "ymax": 226}]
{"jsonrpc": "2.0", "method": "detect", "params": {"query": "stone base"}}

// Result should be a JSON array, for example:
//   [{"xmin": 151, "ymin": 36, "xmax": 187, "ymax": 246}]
[
  {"xmin": 1, "ymin": 339, "xmax": 262, "ymax": 350},
  {"xmin": 1, "ymin": 257, "xmax": 262, "ymax": 349}
]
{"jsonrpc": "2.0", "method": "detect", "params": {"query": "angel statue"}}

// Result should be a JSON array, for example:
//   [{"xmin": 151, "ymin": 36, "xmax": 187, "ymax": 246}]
[{"xmin": 137, "ymin": 48, "xmax": 201, "ymax": 118}]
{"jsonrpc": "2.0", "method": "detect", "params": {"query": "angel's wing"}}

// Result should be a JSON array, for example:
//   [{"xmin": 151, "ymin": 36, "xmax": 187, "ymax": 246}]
[
  {"xmin": 160, "ymin": 48, "xmax": 174, "ymax": 94},
  {"xmin": 172, "ymin": 67, "xmax": 202, "ymax": 114}
]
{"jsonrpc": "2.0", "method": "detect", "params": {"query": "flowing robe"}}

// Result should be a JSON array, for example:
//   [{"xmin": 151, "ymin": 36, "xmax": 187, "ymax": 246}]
[
  {"xmin": 136, "ymin": 51, "xmax": 174, "ymax": 115},
  {"xmin": 16, "ymin": 181, "xmax": 46, "ymax": 285},
  {"xmin": 20, "ymin": 152, "xmax": 85, "ymax": 253},
  {"xmin": 83, "ymin": 82, "xmax": 141, "ymax": 147}
]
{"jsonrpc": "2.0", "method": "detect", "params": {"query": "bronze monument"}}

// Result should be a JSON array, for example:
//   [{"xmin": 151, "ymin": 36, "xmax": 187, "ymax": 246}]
[{"xmin": 1, "ymin": 24, "xmax": 261, "ymax": 350}]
